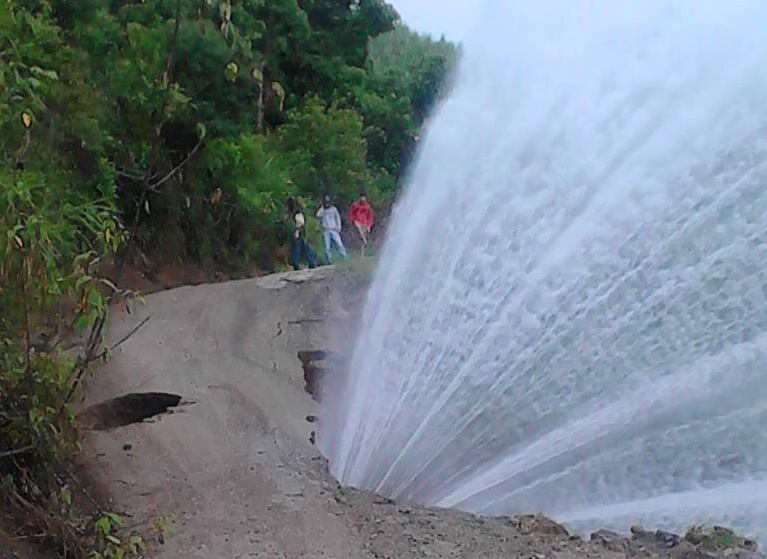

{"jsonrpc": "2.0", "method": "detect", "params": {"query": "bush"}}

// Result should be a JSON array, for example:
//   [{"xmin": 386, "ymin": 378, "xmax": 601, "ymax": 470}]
[
  {"xmin": 190, "ymin": 134, "xmax": 293, "ymax": 270},
  {"xmin": 277, "ymin": 98, "xmax": 375, "ymax": 201},
  {"xmin": 0, "ymin": 166, "xmax": 122, "ymax": 556}
]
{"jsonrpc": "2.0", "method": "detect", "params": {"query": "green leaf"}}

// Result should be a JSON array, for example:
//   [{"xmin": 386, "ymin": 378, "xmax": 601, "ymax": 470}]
[
  {"xmin": 128, "ymin": 534, "xmax": 146, "ymax": 553},
  {"xmin": 95, "ymin": 516, "xmax": 111, "ymax": 535},
  {"xmin": 61, "ymin": 487, "xmax": 72, "ymax": 508},
  {"xmin": 272, "ymin": 82, "xmax": 285, "ymax": 111},
  {"xmin": 251, "ymin": 66, "xmax": 263, "ymax": 85},
  {"xmin": 75, "ymin": 315, "xmax": 91, "ymax": 332},
  {"xmin": 76, "ymin": 275, "xmax": 92, "ymax": 289},
  {"xmin": 225, "ymin": 61, "xmax": 239, "ymax": 82},
  {"xmin": 29, "ymin": 66, "xmax": 59, "ymax": 80}
]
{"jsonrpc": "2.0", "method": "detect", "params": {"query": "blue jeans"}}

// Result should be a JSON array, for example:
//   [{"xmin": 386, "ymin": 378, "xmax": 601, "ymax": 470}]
[
  {"xmin": 290, "ymin": 238, "xmax": 317, "ymax": 270},
  {"xmin": 322, "ymin": 230, "xmax": 348, "ymax": 264}
]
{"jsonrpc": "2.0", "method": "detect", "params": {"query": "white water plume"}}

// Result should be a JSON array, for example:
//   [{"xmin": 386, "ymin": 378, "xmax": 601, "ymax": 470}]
[{"xmin": 320, "ymin": 1, "xmax": 767, "ymax": 541}]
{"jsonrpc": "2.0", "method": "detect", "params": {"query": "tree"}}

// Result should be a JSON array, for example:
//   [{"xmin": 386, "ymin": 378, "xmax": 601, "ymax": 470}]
[
  {"xmin": 277, "ymin": 98, "xmax": 372, "ymax": 200},
  {"xmin": 362, "ymin": 24, "xmax": 458, "ymax": 178}
]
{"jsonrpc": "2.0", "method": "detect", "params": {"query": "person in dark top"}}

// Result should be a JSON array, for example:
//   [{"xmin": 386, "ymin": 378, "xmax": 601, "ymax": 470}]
[{"xmin": 286, "ymin": 197, "xmax": 317, "ymax": 271}]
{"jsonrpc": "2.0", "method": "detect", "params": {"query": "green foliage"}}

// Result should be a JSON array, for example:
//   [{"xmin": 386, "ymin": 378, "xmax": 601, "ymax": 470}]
[
  {"xmin": 0, "ymin": 166, "xmax": 122, "ymax": 558},
  {"xmin": 368, "ymin": 25, "xmax": 458, "ymax": 117},
  {"xmin": 0, "ymin": 0, "xmax": 117, "ymax": 491},
  {"xmin": 277, "ymin": 98, "xmax": 371, "ymax": 199},
  {"xmin": 0, "ymin": 0, "xmax": 454, "ymax": 274},
  {"xmin": 149, "ymin": 513, "xmax": 176, "ymax": 545},
  {"xmin": 363, "ymin": 25, "xmax": 459, "ymax": 178},
  {"xmin": 0, "ymin": 171, "xmax": 114, "ymax": 462},
  {"xmin": 0, "ymin": 5, "xmax": 141, "ymax": 556},
  {"xmin": 190, "ymin": 133, "xmax": 292, "ymax": 268},
  {"xmin": 92, "ymin": 512, "xmax": 146, "ymax": 559}
]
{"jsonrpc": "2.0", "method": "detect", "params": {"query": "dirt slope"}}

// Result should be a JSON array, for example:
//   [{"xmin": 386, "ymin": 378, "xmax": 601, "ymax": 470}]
[{"xmin": 80, "ymin": 268, "xmax": 763, "ymax": 559}]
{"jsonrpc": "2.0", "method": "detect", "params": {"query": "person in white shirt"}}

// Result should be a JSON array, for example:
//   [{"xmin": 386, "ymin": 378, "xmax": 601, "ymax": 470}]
[{"xmin": 316, "ymin": 195, "xmax": 348, "ymax": 264}]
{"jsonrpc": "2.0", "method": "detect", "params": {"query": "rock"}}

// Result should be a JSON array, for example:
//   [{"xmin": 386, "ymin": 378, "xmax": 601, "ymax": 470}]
[
  {"xmin": 373, "ymin": 497, "xmax": 395, "ymax": 505},
  {"xmin": 123, "ymin": 443, "xmax": 133, "ymax": 451},
  {"xmin": 685, "ymin": 526, "xmax": 745, "ymax": 552},
  {"xmin": 672, "ymin": 540, "xmax": 719, "ymax": 559},
  {"xmin": 656, "ymin": 530, "xmax": 682, "ymax": 549},
  {"xmin": 676, "ymin": 527, "xmax": 764, "ymax": 559},
  {"xmin": 591, "ymin": 529, "xmax": 627, "ymax": 553},
  {"xmin": 628, "ymin": 525, "xmax": 682, "ymax": 550},
  {"xmin": 514, "ymin": 514, "xmax": 570, "ymax": 537},
  {"xmin": 722, "ymin": 550, "xmax": 750, "ymax": 559},
  {"xmin": 333, "ymin": 494, "xmax": 347, "ymax": 506},
  {"xmin": 686, "ymin": 527, "xmax": 722, "ymax": 553},
  {"xmin": 631, "ymin": 526, "xmax": 651, "ymax": 538},
  {"xmin": 720, "ymin": 547, "xmax": 766, "ymax": 559},
  {"xmin": 631, "ymin": 526, "xmax": 656, "ymax": 548}
]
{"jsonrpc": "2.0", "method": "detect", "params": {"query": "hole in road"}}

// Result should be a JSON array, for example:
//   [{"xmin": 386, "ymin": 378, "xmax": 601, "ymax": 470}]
[{"xmin": 79, "ymin": 392, "xmax": 185, "ymax": 431}]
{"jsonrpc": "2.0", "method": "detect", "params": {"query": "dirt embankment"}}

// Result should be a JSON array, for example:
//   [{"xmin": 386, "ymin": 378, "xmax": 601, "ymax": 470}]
[{"xmin": 73, "ymin": 267, "xmax": 762, "ymax": 559}]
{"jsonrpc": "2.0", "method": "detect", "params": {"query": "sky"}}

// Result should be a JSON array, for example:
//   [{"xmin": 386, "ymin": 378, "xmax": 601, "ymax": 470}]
[{"xmin": 388, "ymin": 0, "xmax": 485, "ymax": 42}]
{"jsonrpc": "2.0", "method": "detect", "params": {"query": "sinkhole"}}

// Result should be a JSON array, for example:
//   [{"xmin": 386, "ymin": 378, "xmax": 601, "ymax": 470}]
[{"xmin": 79, "ymin": 392, "xmax": 186, "ymax": 431}]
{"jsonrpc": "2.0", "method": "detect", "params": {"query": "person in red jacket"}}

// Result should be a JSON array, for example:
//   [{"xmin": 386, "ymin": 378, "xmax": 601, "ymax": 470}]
[{"xmin": 349, "ymin": 192, "xmax": 374, "ymax": 255}]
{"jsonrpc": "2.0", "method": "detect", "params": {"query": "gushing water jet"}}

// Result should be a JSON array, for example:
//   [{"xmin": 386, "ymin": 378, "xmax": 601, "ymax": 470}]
[{"xmin": 320, "ymin": 1, "xmax": 767, "ymax": 541}]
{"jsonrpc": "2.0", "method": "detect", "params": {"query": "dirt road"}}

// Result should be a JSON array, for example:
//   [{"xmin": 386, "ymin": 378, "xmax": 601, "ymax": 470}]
[{"xmin": 80, "ymin": 268, "xmax": 762, "ymax": 559}]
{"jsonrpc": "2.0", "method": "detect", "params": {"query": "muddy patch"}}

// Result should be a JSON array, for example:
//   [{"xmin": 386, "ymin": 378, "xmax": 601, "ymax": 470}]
[{"xmin": 79, "ymin": 392, "xmax": 186, "ymax": 431}]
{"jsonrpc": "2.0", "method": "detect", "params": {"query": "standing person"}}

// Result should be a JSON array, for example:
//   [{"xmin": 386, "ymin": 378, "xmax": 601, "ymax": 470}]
[
  {"xmin": 316, "ymin": 195, "xmax": 348, "ymax": 264},
  {"xmin": 286, "ymin": 197, "xmax": 317, "ymax": 271},
  {"xmin": 349, "ymin": 192, "xmax": 374, "ymax": 255}
]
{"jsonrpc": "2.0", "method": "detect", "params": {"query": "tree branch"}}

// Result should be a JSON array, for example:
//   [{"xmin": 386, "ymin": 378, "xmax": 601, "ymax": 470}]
[
  {"xmin": 115, "ymin": 168, "xmax": 145, "ymax": 181},
  {"xmin": 0, "ymin": 446, "xmax": 34, "ymax": 459},
  {"xmin": 147, "ymin": 135, "xmax": 203, "ymax": 191},
  {"xmin": 109, "ymin": 316, "xmax": 152, "ymax": 351},
  {"xmin": 108, "ymin": 316, "xmax": 150, "ymax": 354}
]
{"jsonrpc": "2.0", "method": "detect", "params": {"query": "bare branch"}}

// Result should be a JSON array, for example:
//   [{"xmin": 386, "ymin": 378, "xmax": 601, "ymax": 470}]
[
  {"xmin": 109, "ymin": 316, "xmax": 150, "ymax": 352},
  {"xmin": 115, "ymin": 169, "xmax": 145, "ymax": 181},
  {"xmin": 148, "ymin": 136, "xmax": 203, "ymax": 191},
  {"xmin": 0, "ymin": 446, "xmax": 34, "ymax": 459}
]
